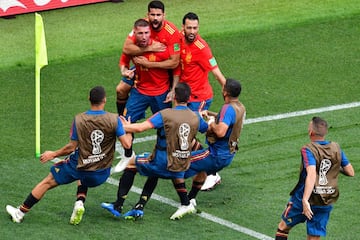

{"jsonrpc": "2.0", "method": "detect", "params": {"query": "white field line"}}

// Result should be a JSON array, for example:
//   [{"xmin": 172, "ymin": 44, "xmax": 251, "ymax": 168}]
[
  {"xmin": 106, "ymin": 177, "xmax": 274, "ymax": 240},
  {"xmin": 53, "ymin": 102, "xmax": 359, "ymax": 240}
]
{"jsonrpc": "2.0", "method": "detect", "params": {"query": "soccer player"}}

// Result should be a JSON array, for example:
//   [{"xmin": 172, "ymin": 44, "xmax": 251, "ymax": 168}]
[
  {"xmin": 115, "ymin": 0, "xmax": 181, "ymax": 115},
  {"xmin": 180, "ymin": 12, "xmax": 227, "ymax": 191},
  {"xmin": 102, "ymin": 0, "xmax": 181, "ymax": 217},
  {"xmin": 6, "ymin": 86, "xmax": 133, "ymax": 225},
  {"xmin": 275, "ymin": 117, "xmax": 354, "ymax": 240},
  {"xmin": 183, "ymin": 78, "xmax": 246, "ymax": 209},
  {"xmin": 105, "ymin": 82, "xmax": 209, "ymax": 220},
  {"xmin": 134, "ymin": 11, "xmax": 228, "ymax": 190}
]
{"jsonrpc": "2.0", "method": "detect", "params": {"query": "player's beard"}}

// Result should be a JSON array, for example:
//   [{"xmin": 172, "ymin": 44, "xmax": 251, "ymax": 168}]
[
  {"xmin": 185, "ymin": 33, "xmax": 196, "ymax": 43},
  {"xmin": 138, "ymin": 39, "xmax": 149, "ymax": 47},
  {"xmin": 151, "ymin": 20, "xmax": 162, "ymax": 31}
]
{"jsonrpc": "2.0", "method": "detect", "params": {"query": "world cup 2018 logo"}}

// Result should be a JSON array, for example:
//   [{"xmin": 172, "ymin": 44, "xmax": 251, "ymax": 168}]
[
  {"xmin": 319, "ymin": 159, "xmax": 331, "ymax": 185},
  {"xmin": 179, "ymin": 123, "xmax": 190, "ymax": 150},
  {"xmin": 91, "ymin": 130, "xmax": 104, "ymax": 155}
]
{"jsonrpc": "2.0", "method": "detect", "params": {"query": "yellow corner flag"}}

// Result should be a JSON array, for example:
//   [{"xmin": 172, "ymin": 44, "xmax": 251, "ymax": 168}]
[{"xmin": 35, "ymin": 13, "xmax": 48, "ymax": 158}]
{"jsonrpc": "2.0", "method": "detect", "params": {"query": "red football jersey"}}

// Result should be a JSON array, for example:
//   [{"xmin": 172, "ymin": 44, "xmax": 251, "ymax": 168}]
[{"xmin": 180, "ymin": 33, "xmax": 219, "ymax": 102}]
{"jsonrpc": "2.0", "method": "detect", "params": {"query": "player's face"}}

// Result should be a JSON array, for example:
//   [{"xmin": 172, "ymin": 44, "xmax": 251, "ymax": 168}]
[
  {"xmin": 134, "ymin": 26, "xmax": 151, "ymax": 47},
  {"xmin": 183, "ymin": 19, "xmax": 199, "ymax": 43},
  {"xmin": 148, "ymin": 8, "xmax": 165, "ymax": 31}
]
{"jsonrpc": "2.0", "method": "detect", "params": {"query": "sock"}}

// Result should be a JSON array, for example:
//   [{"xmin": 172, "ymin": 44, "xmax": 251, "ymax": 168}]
[
  {"xmin": 115, "ymin": 168, "xmax": 137, "ymax": 210},
  {"xmin": 135, "ymin": 177, "xmax": 158, "ymax": 210},
  {"xmin": 76, "ymin": 185, "xmax": 88, "ymax": 203},
  {"xmin": 124, "ymin": 147, "xmax": 133, "ymax": 158},
  {"xmin": 188, "ymin": 180, "xmax": 204, "ymax": 200},
  {"xmin": 275, "ymin": 228, "xmax": 289, "ymax": 240},
  {"xmin": 116, "ymin": 97, "xmax": 128, "ymax": 116},
  {"xmin": 20, "ymin": 193, "xmax": 39, "ymax": 213},
  {"xmin": 173, "ymin": 182, "xmax": 189, "ymax": 206}
]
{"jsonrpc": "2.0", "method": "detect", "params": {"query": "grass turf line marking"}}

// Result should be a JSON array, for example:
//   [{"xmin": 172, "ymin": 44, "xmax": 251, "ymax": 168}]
[
  {"xmin": 111, "ymin": 101, "xmax": 360, "ymax": 240},
  {"xmin": 53, "ymin": 102, "xmax": 359, "ymax": 239},
  {"xmin": 106, "ymin": 177, "xmax": 273, "ymax": 240}
]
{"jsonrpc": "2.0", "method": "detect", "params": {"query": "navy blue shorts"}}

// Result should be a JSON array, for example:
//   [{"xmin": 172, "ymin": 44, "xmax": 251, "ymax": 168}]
[
  {"xmin": 50, "ymin": 154, "xmax": 110, "ymax": 188},
  {"xmin": 125, "ymin": 88, "xmax": 171, "ymax": 123},
  {"xmin": 187, "ymin": 99, "xmax": 212, "ymax": 112},
  {"xmin": 136, "ymin": 151, "xmax": 185, "ymax": 179},
  {"xmin": 281, "ymin": 199, "xmax": 333, "ymax": 237},
  {"xmin": 184, "ymin": 149, "xmax": 233, "ymax": 178}
]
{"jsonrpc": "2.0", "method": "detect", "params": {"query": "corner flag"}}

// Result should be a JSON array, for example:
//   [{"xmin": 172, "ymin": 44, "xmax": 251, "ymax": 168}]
[{"xmin": 35, "ymin": 13, "xmax": 48, "ymax": 158}]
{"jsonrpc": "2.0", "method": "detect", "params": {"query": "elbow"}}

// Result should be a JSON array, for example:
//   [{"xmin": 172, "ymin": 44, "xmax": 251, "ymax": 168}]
[{"xmin": 169, "ymin": 59, "xmax": 180, "ymax": 69}]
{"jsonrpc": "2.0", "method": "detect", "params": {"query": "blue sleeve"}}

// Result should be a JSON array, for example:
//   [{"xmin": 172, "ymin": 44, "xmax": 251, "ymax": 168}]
[
  {"xmin": 149, "ymin": 112, "xmax": 163, "ymax": 129},
  {"xmin": 70, "ymin": 119, "xmax": 78, "ymax": 141},
  {"xmin": 340, "ymin": 150, "xmax": 350, "ymax": 167},
  {"xmin": 196, "ymin": 112, "xmax": 208, "ymax": 133},
  {"xmin": 302, "ymin": 148, "xmax": 317, "ymax": 167},
  {"xmin": 116, "ymin": 117, "xmax": 126, "ymax": 137},
  {"xmin": 218, "ymin": 104, "xmax": 236, "ymax": 127}
]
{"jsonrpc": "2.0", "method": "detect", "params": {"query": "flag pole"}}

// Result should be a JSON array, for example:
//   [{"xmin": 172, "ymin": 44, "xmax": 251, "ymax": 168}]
[{"xmin": 35, "ymin": 13, "xmax": 48, "ymax": 158}]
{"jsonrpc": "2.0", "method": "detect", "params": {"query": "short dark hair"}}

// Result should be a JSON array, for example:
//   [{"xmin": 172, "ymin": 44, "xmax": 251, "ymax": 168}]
[
  {"xmin": 311, "ymin": 116, "xmax": 328, "ymax": 136},
  {"xmin": 89, "ymin": 86, "xmax": 106, "ymax": 105},
  {"xmin": 224, "ymin": 78, "xmax": 242, "ymax": 97},
  {"xmin": 182, "ymin": 12, "xmax": 199, "ymax": 25},
  {"xmin": 134, "ymin": 18, "xmax": 149, "ymax": 28},
  {"xmin": 148, "ymin": 1, "xmax": 164, "ymax": 12},
  {"xmin": 174, "ymin": 82, "xmax": 191, "ymax": 103}
]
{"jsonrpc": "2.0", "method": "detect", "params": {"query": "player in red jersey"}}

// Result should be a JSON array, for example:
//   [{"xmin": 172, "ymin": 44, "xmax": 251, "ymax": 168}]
[
  {"xmin": 180, "ymin": 12, "xmax": 226, "ymax": 190},
  {"xmin": 115, "ymin": 0, "xmax": 181, "ymax": 116},
  {"xmin": 102, "ymin": 1, "xmax": 181, "ymax": 218}
]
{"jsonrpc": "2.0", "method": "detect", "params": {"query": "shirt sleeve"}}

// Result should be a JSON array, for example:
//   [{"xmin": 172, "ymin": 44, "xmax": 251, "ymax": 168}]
[
  {"xmin": 301, "ymin": 148, "xmax": 317, "ymax": 167},
  {"xmin": 196, "ymin": 112, "xmax": 208, "ymax": 133},
  {"xmin": 70, "ymin": 119, "xmax": 77, "ymax": 141},
  {"xmin": 148, "ymin": 112, "xmax": 163, "ymax": 129},
  {"xmin": 119, "ymin": 53, "xmax": 131, "ymax": 68},
  {"xmin": 340, "ymin": 150, "xmax": 350, "ymax": 167},
  {"xmin": 218, "ymin": 104, "xmax": 235, "ymax": 126},
  {"xmin": 116, "ymin": 117, "xmax": 126, "ymax": 137},
  {"xmin": 167, "ymin": 29, "xmax": 181, "ymax": 55}
]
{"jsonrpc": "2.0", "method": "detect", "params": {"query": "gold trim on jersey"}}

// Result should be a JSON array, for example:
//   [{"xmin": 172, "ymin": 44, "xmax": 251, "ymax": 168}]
[
  {"xmin": 194, "ymin": 40, "xmax": 205, "ymax": 50},
  {"xmin": 164, "ymin": 23, "xmax": 176, "ymax": 35}
]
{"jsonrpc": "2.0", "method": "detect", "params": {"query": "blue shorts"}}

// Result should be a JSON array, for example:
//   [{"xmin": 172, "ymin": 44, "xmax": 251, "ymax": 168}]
[
  {"xmin": 187, "ymin": 99, "xmax": 212, "ymax": 112},
  {"xmin": 50, "ymin": 152, "xmax": 110, "ymax": 188},
  {"xmin": 281, "ymin": 198, "xmax": 333, "ymax": 237},
  {"xmin": 125, "ymin": 88, "xmax": 171, "ymax": 123},
  {"xmin": 184, "ymin": 149, "xmax": 234, "ymax": 178},
  {"xmin": 135, "ymin": 151, "xmax": 185, "ymax": 179}
]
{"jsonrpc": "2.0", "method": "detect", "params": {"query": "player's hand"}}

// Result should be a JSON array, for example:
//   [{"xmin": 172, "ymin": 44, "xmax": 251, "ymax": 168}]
[
  {"xmin": 164, "ymin": 90, "xmax": 174, "ymax": 103},
  {"xmin": 200, "ymin": 110, "xmax": 209, "ymax": 119},
  {"xmin": 123, "ymin": 68, "xmax": 135, "ymax": 79},
  {"xmin": 302, "ymin": 200, "xmax": 313, "ymax": 220},
  {"xmin": 133, "ymin": 56, "xmax": 149, "ymax": 67},
  {"xmin": 207, "ymin": 116, "xmax": 215, "ymax": 125},
  {"xmin": 120, "ymin": 115, "xmax": 131, "ymax": 125},
  {"xmin": 40, "ymin": 151, "xmax": 56, "ymax": 163},
  {"xmin": 149, "ymin": 41, "xmax": 166, "ymax": 52}
]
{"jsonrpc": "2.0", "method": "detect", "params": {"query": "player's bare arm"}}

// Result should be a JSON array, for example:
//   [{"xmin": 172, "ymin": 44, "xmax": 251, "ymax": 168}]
[
  {"xmin": 40, "ymin": 140, "xmax": 78, "ymax": 163},
  {"xmin": 211, "ymin": 67, "xmax": 226, "ymax": 87},
  {"xmin": 118, "ymin": 132, "xmax": 133, "ymax": 149},
  {"xmin": 123, "ymin": 38, "xmax": 166, "ymax": 55},
  {"xmin": 132, "ymin": 53, "xmax": 180, "ymax": 69},
  {"xmin": 302, "ymin": 165, "xmax": 316, "ymax": 220},
  {"xmin": 208, "ymin": 121, "xmax": 228, "ymax": 138},
  {"xmin": 164, "ymin": 75, "xmax": 180, "ymax": 103},
  {"xmin": 341, "ymin": 163, "xmax": 355, "ymax": 177},
  {"xmin": 123, "ymin": 120, "xmax": 154, "ymax": 133}
]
